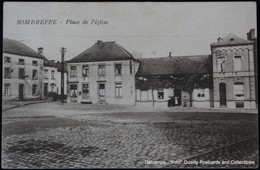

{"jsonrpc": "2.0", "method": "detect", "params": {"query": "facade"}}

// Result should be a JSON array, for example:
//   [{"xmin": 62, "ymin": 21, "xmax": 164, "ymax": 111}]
[
  {"xmin": 135, "ymin": 55, "xmax": 213, "ymax": 108},
  {"xmin": 3, "ymin": 38, "xmax": 44, "ymax": 101},
  {"xmin": 39, "ymin": 48, "xmax": 68, "ymax": 99},
  {"xmin": 211, "ymin": 33, "xmax": 256, "ymax": 109},
  {"xmin": 66, "ymin": 40, "xmax": 139, "ymax": 105},
  {"xmin": 3, "ymin": 30, "xmax": 256, "ymax": 109}
]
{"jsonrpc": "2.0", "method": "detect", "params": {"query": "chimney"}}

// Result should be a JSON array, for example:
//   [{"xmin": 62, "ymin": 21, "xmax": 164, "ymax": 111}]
[
  {"xmin": 169, "ymin": 52, "xmax": 172, "ymax": 57},
  {"xmin": 247, "ymin": 29, "xmax": 255, "ymax": 40},
  {"xmin": 97, "ymin": 40, "xmax": 103, "ymax": 45},
  {"xmin": 38, "ymin": 47, "xmax": 43, "ymax": 54}
]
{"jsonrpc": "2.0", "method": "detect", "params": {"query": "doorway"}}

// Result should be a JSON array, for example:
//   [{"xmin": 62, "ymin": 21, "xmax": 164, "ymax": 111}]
[
  {"xmin": 70, "ymin": 84, "xmax": 78, "ymax": 102},
  {"xmin": 219, "ymin": 82, "xmax": 227, "ymax": 107},
  {"xmin": 44, "ymin": 83, "xmax": 48, "ymax": 97},
  {"xmin": 98, "ymin": 83, "xmax": 105, "ymax": 101},
  {"xmin": 19, "ymin": 84, "xmax": 24, "ymax": 100},
  {"xmin": 174, "ymin": 89, "xmax": 182, "ymax": 106}
]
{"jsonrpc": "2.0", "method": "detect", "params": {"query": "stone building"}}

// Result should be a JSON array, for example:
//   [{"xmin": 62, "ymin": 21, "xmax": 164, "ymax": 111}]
[
  {"xmin": 3, "ymin": 38, "xmax": 44, "ymax": 101},
  {"xmin": 211, "ymin": 33, "xmax": 256, "ymax": 109},
  {"xmin": 66, "ymin": 40, "xmax": 140, "ymax": 105}
]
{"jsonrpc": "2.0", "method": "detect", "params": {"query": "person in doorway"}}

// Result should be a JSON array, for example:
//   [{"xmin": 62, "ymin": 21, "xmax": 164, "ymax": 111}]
[
  {"xmin": 183, "ymin": 96, "xmax": 187, "ymax": 107},
  {"xmin": 168, "ymin": 96, "xmax": 175, "ymax": 107},
  {"xmin": 175, "ymin": 96, "xmax": 179, "ymax": 105}
]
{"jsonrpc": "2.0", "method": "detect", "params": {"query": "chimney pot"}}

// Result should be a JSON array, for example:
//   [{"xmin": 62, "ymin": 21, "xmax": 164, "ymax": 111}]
[
  {"xmin": 38, "ymin": 47, "xmax": 43, "ymax": 54},
  {"xmin": 97, "ymin": 40, "xmax": 102, "ymax": 45},
  {"xmin": 247, "ymin": 29, "xmax": 255, "ymax": 40}
]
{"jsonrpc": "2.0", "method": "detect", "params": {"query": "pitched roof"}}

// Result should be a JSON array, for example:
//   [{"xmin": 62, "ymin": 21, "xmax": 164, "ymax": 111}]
[
  {"xmin": 42, "ymin": 55, "xmax": 56, "ymax": 67},
  {"xmin": 211, "ymin": 33, "xmax": 253, "ymax": 47},
  {"xmin": 67, "ymin": 41, "xmax": 135, "ymax": 63},
  {"xmin": 136, "ymin": 55, "xmax": 212, "ymax": 76},
  {"xmin": 3, "ymin": 38, "xmax": 43, "ymax": 59}
]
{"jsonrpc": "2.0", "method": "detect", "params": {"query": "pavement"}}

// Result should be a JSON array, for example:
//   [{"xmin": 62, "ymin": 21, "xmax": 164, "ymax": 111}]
[
  {"xmin": 2, "ymin": 100, "xmax": 258, "ymax": 114},
  {"xmin": 2, "ymin": 99, "xmax": 54, "ymax": 111},
  {"xmin": 1, "ymin": 102, "xmax": 259, "ymax": 168}
]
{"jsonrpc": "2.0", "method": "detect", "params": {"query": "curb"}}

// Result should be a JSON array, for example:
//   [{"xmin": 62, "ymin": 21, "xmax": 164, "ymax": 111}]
[{"xmin": 2, "ymin": 100, "xmax": 54, "ymax": 112}]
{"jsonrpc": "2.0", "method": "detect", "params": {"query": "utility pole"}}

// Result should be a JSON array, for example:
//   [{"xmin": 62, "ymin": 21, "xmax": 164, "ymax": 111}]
[{"xmin": 60, "ymin": 47, "xmax": 67, "ymax": 103}]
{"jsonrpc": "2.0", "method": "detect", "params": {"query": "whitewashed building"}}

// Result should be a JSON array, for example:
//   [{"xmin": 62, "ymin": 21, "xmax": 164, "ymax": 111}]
[
  {"xmin": 3, "ymin": 38, "xmax": 44, "ymax": 101},
  {"xmin": 66, "ymin": 40, "xmax": 139, "ymax": 105},
  {"xmin": 135, "ymin": 55, "xmax": 213, "ymax": 108}
]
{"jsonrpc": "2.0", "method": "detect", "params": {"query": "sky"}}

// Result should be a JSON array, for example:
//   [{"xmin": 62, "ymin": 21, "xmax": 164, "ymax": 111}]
[{"xmin": 3, "ymin": 2, "xmax": 257, "ymax": 61}]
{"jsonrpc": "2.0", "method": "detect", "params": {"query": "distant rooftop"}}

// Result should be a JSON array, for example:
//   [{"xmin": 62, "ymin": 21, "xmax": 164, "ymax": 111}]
[
  {"xmin": 3, "ymin": 38, "xmax": 43, "ymax": 59},
  {"xmin": 67, "ymin": 40, "xmax": 136, "ymax": 63},
  {"xmin": 211, "ymin": 33, "xmax": 253, "ymax": 47},
  {"xmin": 136, "ymin": 55, "xmax": 212, "ymax": 76}
]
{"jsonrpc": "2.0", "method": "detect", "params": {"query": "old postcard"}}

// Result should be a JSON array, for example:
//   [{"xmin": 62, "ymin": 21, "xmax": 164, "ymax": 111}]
[{"xmin": 2, "ymin": 2, "xmax": 258, "ymax": 168}]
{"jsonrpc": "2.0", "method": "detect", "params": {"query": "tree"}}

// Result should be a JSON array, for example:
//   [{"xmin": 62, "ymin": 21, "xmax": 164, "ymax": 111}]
[{"xmin": 136, "ymin": 73, "xmax": 212, "ymax": 107}]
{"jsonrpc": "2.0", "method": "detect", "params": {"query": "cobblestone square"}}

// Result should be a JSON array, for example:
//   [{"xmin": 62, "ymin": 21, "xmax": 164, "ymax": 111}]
[{"xmin": 2, "ymin": 102, "xmax": 259, "ymax": 168}]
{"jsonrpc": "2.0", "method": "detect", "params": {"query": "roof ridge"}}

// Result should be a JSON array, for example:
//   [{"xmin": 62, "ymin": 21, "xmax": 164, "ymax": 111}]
[
  {"xmin": 138, "ymin": 55, "xmax": 211, "ymax": 59},
  {"xmin": 115, "ymin": 42, "xmax": 132, "ymax": 58}
]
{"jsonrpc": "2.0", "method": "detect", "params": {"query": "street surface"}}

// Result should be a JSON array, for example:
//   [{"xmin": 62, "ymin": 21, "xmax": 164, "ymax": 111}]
[{"xmin": 2, "ymin": 102, "xmax": 258, "ymax": 168}]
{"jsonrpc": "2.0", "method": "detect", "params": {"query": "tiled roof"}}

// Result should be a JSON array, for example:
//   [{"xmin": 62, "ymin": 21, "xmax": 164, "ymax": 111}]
[
  {"xmin": 136, "ymin": 55, "xmax": 212, "ymax": 76},
  {"xmin": 67, "ymin": 41, "xmax": 135, "ymax": 63},
  {"xmin": 42, "ymin": 55, "xmax": 56, "ymax": 67},
  {"xmin": 3, "ymin": 38, "xmax": 43, "ymax": 59},
  {"xmin": 211, "ymin": 33, "xmax": 253, "ymax": 47}
]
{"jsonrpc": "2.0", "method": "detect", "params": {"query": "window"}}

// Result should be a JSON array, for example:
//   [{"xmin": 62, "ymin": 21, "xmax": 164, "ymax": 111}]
[
  {"xmin": 44, "ymin": 69, "xmax": 48, "ymax": 79},
  {"xmin": 4, "ymin": 84, "xmax": 10, "ymax": 95},
  {"xmin": 158, "ymin": 89, "xmax": 164, "ymax": 100},
  {"xmin": 19, "ymin": 59, "xmax": 25, "ymax": 65},
  {"xmin": 98, "ymin": 64, "xmax": 106, "ymax": 76},
  {"xmin": 70, "ymin": 66, "xmax": 77, "ymax": 77},
  {"xmin": 4, "ymin": 67, "xmax": 11, "ymax": 78},
  {"xmin": 233, "ymin": 82, "xmax": 244, "ymax": 100},
  {"xmin": 217, "ymin": 56, "xmax": 226, "ymax": 72},
  {"xmin": 115, "ymin": 83, "xmax": 122, "ymax": 97},
  {"xmin": 130, "ymin": 61, "xmax": 133, "ymax": 74},
  {"xmin": 82, "ymin": 84, "xmax": 90, "ymax": 99},
  {"xmin": 19, "ymin": 68, "xmax": 25, "ymax": 79},
  {"xmin": 197, "ymin": 90, "xmax": 205, "ymax": 98},
  {"xmin": 50, "ymin": 84, "xmax": 55, "ymax": 92},
  {"xmin": 236, "ymin": 102, "xmax": 244, "ymax": 108},
  {"xmin": 233, "ymin": 55, "xmax": 242, "ymax": 72},
  {"xmin": 115, "ymin": 63, "xmax": 122, "ymax": 75},
  {"xmin": 32, "ymin": 70, "xmax": 38, "ymax": 80},
  {"xmin": 51, "ymin": 70, "xmax": 55, "ymax": 79},
  {"xmin": 82, "ymin": 65, "xmax": 89, "ymax": 77},
  {"xmin": 5, "ymin": 56, "xmax": 11, "ymax": 63},
  {"xmin": 32, "ymin": 84, "xmax": 37, "ymax": 95},
  {"xmin": 32, "ymin": 60, "xmax": 38, "ymax": 66}
]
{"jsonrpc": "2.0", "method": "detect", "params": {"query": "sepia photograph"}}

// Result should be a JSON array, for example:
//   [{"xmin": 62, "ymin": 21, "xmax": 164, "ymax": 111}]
[{"xmin": 2, "ymin": 2, "xmax": 258, "ymax": 168}]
